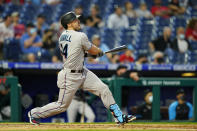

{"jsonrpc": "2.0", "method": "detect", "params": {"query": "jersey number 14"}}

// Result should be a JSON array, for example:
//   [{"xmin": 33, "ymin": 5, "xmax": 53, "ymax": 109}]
[{"xmin": 62, "ymin": 44, "xmax": 68, "ymax": 58}]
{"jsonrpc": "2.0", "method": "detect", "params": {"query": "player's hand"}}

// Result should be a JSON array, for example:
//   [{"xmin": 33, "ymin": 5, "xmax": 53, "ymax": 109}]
[
  {"xmin": 84, "ymin": 53, "xmax": 97, "ymax": 59},
  {"xmin": 91, "ymin": 55, "xmax": 97, "ymax": 59},
  {"xmin": 97, "ymin": 51, "xmax": 104, "ymax": 57},
  {"xmin": 130, "ymin": 72, "xmax": 139, "ymax": 81}
]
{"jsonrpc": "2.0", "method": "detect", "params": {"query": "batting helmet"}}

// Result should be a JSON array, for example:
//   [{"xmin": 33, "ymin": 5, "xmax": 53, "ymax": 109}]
[{"xmin": 60, "ymin": 12, "xmax": 79, "ymax": 29}]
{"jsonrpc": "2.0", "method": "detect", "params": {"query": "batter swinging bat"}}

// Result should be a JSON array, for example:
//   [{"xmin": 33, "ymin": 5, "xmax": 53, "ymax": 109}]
[
  {"xmin": 105, "ymin": 45, "xmax": 127, "ymax": 54},
  {"xmin": 85, "ymin": 45, "xmax": 127, "ymax": 58}
]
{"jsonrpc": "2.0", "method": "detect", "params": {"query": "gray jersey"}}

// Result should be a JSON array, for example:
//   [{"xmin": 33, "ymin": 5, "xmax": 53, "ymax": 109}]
[{"xmin": 59, "ymin": 30, "xmax": 92, "ymax": 70}]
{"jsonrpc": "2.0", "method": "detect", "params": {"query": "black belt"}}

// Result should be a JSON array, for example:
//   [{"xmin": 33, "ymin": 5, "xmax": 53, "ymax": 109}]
[{"xmin": 70, "ymin": 70, "xmax": 83, "ymax": 73}]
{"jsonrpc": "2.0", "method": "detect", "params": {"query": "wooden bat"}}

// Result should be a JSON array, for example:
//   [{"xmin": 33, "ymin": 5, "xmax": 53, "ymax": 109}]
[{"xmin": 105, "ymin": 45, "xmax": 127, "ymax": 54}]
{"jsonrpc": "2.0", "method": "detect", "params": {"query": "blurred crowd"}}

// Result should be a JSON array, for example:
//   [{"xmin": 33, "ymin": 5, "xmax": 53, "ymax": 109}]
[{"xmin": 0, "ymin": 0, "xmax": 197, "ymax": 64}]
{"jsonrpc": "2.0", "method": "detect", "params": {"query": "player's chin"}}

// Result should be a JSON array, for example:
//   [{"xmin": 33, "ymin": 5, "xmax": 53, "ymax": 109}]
[{"xmin": 76, "ymin": 26, "xmax": 81, "ymax": 31}]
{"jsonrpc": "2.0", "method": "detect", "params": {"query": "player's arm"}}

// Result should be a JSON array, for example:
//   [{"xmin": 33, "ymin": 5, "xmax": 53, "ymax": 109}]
[
  {"xmin": 88, "ymin": 44, "xmax": 103, "ymax": 55},
  {"xmin": 187, "ymin": 102, "xmax": 193, "ymax": 120},
  {"xmin": 81, "ymin": 33, "xmax": 104, "ymax": 57},
  {"xmin": 168, "ymin": 102, "xmax": 177, "ymax": 120},
  {"xmin": 149, "ymin": 42, "xmax": 155, "ymax": 52}
]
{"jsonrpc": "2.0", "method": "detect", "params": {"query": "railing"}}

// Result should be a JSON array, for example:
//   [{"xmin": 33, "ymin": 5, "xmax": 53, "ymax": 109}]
[
  {"xmin": 102, "ymin": 77, "xmax": 197, "ymax": 122},
  {"xmin": 0, "ymin": 76, "xmax": 21, "ymax": 122}
]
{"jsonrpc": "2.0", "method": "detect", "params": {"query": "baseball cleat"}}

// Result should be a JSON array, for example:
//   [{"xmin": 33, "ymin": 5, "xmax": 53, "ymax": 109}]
[
  {"xmin": 116, "ymin": 115, "xmax": 136, "ymax": 125},
  {"xmin": 123, "ymin": 114, "xmax": 136, "ymax": 123},
  {"xmin": 28, "ymin": 111, "xmax": 40, "ymax": 125},
  {"xmin": 109, "ymin": 104, "xmax": 136, "ymax": 124}
]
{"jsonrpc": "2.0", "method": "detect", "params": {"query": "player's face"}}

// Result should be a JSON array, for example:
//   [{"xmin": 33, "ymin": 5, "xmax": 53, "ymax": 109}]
[
  {"xmin": 145, "ymin": 92, "xmax": 153, "ymax": 104},
  {"xmin": 72, "ymin": 19, "xmax": 81, "ymax": 31}
]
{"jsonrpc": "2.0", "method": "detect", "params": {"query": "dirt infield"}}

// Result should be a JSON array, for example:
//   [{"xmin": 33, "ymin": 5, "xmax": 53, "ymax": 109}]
[{"xmin": 0, "ymin": 123, "xmax": 197, "ymax": 131}]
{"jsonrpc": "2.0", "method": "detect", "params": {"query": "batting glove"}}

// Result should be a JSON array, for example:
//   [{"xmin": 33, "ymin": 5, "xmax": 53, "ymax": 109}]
[{"xmin": 97, "ymin": 51, "xmax": 104, "ymax": 57}]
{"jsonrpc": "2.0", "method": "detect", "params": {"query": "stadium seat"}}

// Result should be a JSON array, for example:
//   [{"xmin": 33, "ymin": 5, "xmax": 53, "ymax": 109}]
[
  {"xmin": 94, "ymin": 0, "xmax": 110, "ymax": 18},
  {"xmin": 39, "ymin": 4, "xmax": 57, "ymax": 25},
  {"xmin": 188, "ymin": 51, "xmax": 197, "ymax": 64},
  {"xmin": 3, "ymin": 3, "xmax": 21, "ymax": 15},
  {"xmin": 20, "ymin": 3, "xmax": 39, "ymax": 25},
  {"xmin": 101, "ymin": 28, "xmax": 120, "ymax": 49},
  {"xmin": 37, "ymin": 49, "xmax": 52, "ymax": 62},
  {"xmin": 190, "ymin": 40, "xmax": 197, "ymax": 51},
  {"xmin": 83, "ymin": 27, "xmax": 100, "ymax": 40}
]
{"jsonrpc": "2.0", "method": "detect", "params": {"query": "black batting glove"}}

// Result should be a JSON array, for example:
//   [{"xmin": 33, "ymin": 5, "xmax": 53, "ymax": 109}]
[
  {"xmin": 91, "ymin": 55, "xmax": 97, "ymax": 59},
  {"xmin": 84, "ymin": 52, "xmax": 88, "ymax": 57},
  {"xmin": 97, "ymin": 51, "xmax": 104, "ymax": 57},
  {"xmin": 85, "ymin": 53, "xmax": 97, "ymax": 58}
]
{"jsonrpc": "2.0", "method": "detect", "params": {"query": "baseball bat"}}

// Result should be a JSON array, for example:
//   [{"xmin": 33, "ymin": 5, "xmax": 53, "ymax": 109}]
[
  {"xmin": 104, "ymin": 45, "xmax": 127, "ymax": 54},
  {"xmin": 85, "ymin": 45, "xmax": 127, "ymax": 58}
]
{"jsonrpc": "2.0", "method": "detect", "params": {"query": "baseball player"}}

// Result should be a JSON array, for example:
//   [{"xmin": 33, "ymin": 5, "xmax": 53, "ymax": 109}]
[{"xmin": 28, "ymin": 12, "xmax": 136, "ymax": 125}]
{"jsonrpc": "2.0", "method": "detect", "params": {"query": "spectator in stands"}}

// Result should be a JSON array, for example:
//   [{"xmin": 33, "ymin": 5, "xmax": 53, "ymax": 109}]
[
  {"xmin": 25, "ymin": 0, "xmax": 42, "ymax": 5},
  {"xmin": 51, "ymin": 55, "xmax": 60, "ymax": 63},
  {"xmin": 35, "ymin": 14, "xmax": 48, "ymax": 37},
  {"xmin": 168, "ymin": 0, "xmax": 186, "ymax": 16},
  {"xmin": 135, "ymin": 2, "xmax": 153, "ymax": 18},
  {"xmin": 20, "ymin": 23, "xmax": 43, "ymax": 63},
  {"xmin": 42, "ymin": 29, "xmax": 56, "ymax": 54},
  {"xmin": 86, "ymin": 5, "xmax": 103, "ymax": 28},
  {"xmin": 44, "ymin": 0, "xmax": 61, "ymax": 5},
  {"xmin": 49, "ymin": 22, "xmax": 64, "ymax": 63},
  {"xmin": 42, "ymin": 29, "xmax": 60, "ymax": 63},
  {"xmin": 151, "ymin": 0, "xmax": 170, "ymax": 18},
  {"xmin": 111, "ymin": 54, "xmax": 120, "ymax": 64},
  {"xmin": 186, "ymin": 18, "xmax": 197, "ymax": 41},
  {"xmin": 115, "ymin": 65, "xmax": 128, "ymax": 77},
  {"xmin": 87, "ymin": 35, "xmax": 112, "ymax": 64},
  {"xmin": 50, "ymin": 21, "xmax": 64, "ymax": 42},
  {"xmin": 149, "ymin": 27, "xmax": 172, "ymax": 53},
  {"xmin": 0, "ymin": 14, "xmax": 13, "ymax": 59},
  {"xmin": 114, "ymin": 65, "xmax": 140, "ymax": 81},
  {"xmin": 171, "ymin": 27, "xmax": 191, "ymax": 53},
  {"xmin": 74, "ymin": 5, "xmax": 86, "ymax": 25},
  {"xmin": 168, "ymin": 89, "xmax": 193, "ymax": 120},
  {"xmin": 136, "ymin": 89, "xmax": 152, "ymax": 120},
  {"xmin": 12, "ymin": 12, "xmax": 25, "ymax": 39},
  {"xmin": 124, "ymin": 1, "xmax": 136, "ymax": 18},
  {"xmin": 152, "ymin": 51, "xmax": 165, "ymax": 64},
  {"xmin": 107, "ymin": 5, "xmax": 129, "ymax": 29},
  {"xmin": 135, "ymin": 54, "xmax": 148, "ymax": 65},
  {"xmin": 0, "ymin": 14, "xmax": 13, "ymax": 43},
  {"xmin": 119, "ymin": 45, "xmax": 134, "ymax": 63}
]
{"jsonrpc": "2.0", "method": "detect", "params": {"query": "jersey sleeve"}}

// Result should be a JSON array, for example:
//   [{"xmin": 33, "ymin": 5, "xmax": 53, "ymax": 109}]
[
  {"xmin": 168, "ymin": 101, "xmax": 178, "ymax": 120},
  {"xmin": 81, "ymin": 33, "xmax": 92, "ymax": 51}
]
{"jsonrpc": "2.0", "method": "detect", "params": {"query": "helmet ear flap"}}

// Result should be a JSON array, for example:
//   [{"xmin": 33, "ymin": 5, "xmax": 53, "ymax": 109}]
[
  {"xmin": 65, "ymin": 25, "xmax": 68, "ymax": 29},
  {"xmin": 63, "ymin": 24, "xmax": 68, "ymax": 29}
]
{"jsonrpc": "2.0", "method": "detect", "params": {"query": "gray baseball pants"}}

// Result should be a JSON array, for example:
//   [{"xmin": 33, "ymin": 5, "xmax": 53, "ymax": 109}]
[{"xmin": 30, "ymin": 67, "xmax": 115, "ymax": 118}]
